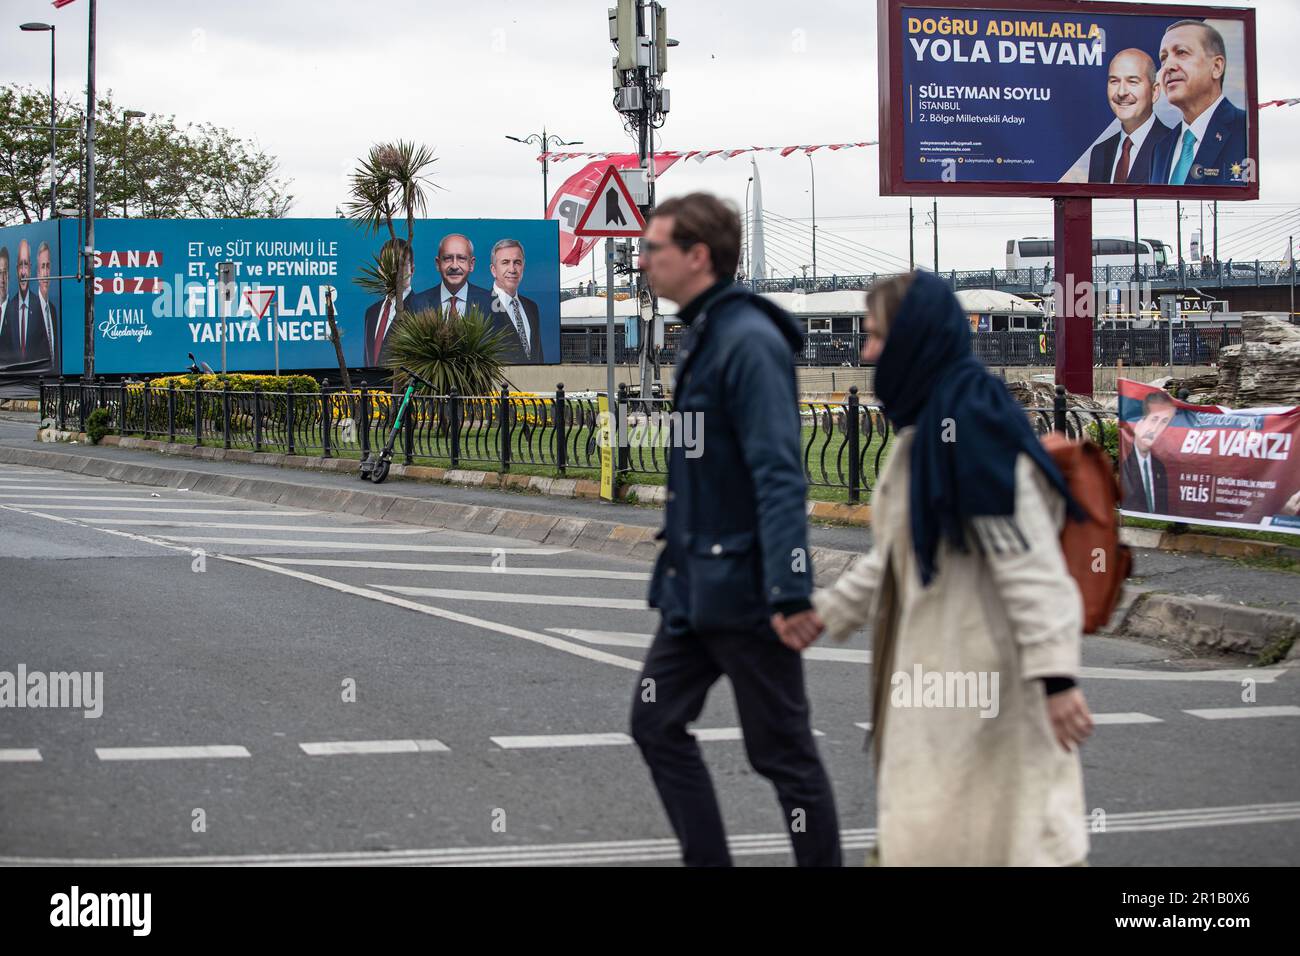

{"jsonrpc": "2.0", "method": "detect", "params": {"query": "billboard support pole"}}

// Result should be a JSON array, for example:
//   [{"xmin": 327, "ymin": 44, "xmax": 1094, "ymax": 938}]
[{"xmin": 1053, "ymin": 197, "xmax": 1093, "ymax": 398}]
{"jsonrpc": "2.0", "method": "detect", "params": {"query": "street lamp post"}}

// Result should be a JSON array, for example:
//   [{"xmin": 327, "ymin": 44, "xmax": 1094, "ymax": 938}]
[
  {"xmin": 807, "ymin": 153, "xmax": 816, "ymax": 280},
  {"xmin": 84, "ymin": 0, "xmax": 99, "ymax": 385},
  {"xmin": 122, "ymin": 109, "xmax": 144, "ymax": 218},
  {"xmin": 20, "ymin": 22, "xmax": 56, "ymax": 221},
  {"xmin": 506, "ymin": 127, "xmax": 583, "ymax": 215}
]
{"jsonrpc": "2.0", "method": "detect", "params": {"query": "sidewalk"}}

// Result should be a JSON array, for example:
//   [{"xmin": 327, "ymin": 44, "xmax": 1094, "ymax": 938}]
[{"xmin": 2, "ymin": 416, "xmax": 1297, "ymax": 664}]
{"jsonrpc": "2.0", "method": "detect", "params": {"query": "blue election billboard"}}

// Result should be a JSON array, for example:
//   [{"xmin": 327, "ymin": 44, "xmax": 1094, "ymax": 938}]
[
  {"xmin": 27, "ymin": 217, "xmax": 559, "ymax": 377},
  {"xmin": 880, "ymin": 1, "xmax": 1258, "ymax": 199},
  {"xmin": 0, "ymin": 219, "xmax": 63, "ymax": 380}
]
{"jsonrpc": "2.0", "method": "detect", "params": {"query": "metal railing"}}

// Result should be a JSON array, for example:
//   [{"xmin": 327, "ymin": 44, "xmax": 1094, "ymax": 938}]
[
  {"xmin": 562, "ymin": 259, "xmax": 1299, "ymax": 300},
  {"xmin": 39, "ymin": 381, "xmax": 1119, "ymax": 504},
  {"xmin": 559, "ymin": 327, "xmax": 1243, "ymax": 368}
]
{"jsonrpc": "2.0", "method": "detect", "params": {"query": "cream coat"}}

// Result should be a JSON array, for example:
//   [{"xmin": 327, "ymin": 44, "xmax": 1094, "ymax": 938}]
[{"xmin": 813, "ymin": 427, "xmax": 1089, "ymax": 866}]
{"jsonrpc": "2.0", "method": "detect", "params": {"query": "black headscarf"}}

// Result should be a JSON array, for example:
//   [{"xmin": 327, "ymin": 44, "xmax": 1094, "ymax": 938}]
[{"xmin": 872, "ymin": 271, "xmax": 1080, "ymax": 585}]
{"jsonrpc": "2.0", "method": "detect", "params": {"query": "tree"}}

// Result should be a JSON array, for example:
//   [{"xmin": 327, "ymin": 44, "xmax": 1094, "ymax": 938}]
[
  {"xmin": 346, "ymin": 141, "xmax": 439, "ymax": 300},
  {"xmin": 0, "ymin": 83, "xmax": 293, "ymax": 225},
  {"xmin": 0, "ymin": 84, "xmax": 82, "ymax": 223},
  {"xmin": 345, "ymin": 141, "xmax": 442, "ymax": 392}
]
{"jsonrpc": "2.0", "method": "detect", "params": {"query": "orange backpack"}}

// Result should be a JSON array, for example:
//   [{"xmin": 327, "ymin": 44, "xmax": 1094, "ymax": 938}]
[{"xmin": 1040, "ymin": 434, "xmax": 1132, "ymax": 633}]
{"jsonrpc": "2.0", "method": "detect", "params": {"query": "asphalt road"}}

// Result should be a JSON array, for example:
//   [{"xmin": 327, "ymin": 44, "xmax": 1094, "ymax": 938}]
[{"xmin": 1, "ymin": 459, "xmax": 1298, "ymax": 866}]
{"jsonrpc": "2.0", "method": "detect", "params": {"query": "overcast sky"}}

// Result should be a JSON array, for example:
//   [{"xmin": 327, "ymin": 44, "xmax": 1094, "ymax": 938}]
[{"xmin": 4, "ymin": 0, "xmax": 1298, "ymax": 283}]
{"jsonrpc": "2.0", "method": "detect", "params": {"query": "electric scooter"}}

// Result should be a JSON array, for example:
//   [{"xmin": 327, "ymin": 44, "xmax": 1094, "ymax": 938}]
[{"xmin": 359, "ymin": 366, "xmax": 434, "ymax": 484}]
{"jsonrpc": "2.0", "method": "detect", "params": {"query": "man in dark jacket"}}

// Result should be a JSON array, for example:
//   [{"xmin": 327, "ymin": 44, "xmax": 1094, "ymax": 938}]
[{"xmin": 628, "ymin": 192, "xmax": 841, "ymax": 867}]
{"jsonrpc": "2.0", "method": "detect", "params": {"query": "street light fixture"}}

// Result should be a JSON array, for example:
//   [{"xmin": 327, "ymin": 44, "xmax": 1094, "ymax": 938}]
[
  {"xmin": 122, "ymin": 109, "xmax": 145, "ymax": 218},
  {"xmin": 506, "ymin": 127, "xmax": 583, "ymax": 216},
  {"xmin": 20, "ymin": 22, "xmax": 56, "ymax": 221}
]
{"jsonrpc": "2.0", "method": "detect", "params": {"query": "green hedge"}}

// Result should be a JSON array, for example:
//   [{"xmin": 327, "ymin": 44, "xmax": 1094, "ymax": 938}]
[{"xmin": 138, "ymin": 373, "xmax": 320, "ymax": 393}]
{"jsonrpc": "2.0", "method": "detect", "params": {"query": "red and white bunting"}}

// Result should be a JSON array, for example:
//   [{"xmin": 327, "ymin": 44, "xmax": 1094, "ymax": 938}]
[{"xmin": 539, "ymin": 142, "xmax": 879, "ymax": 164}]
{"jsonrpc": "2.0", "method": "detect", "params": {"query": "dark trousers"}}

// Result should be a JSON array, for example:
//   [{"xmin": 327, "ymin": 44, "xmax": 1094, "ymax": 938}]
[{"xmin": 629, "ymin": 624, "xmax": 842, "ymax": 867}]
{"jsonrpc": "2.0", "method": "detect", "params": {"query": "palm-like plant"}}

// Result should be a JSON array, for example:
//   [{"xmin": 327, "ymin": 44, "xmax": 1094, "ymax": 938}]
[
  {"xmin": 384, "ymin": 305, "xmax": 510, "ymax": 397},
  {"xmin": 345, "ymin": 141, "xmax": 439, "ymax": 249}
]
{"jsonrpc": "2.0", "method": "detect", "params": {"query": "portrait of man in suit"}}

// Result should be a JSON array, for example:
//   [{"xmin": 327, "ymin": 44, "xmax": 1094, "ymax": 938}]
[
  {"xmin": 488, "ymin": 239, "xmax": 544, "ymax": 364},
  {"xmin": 36, "ymin": 240, "xmax": 59, "ymax": 374},
  {"xmin": 4, "ymin": 238, "xmax": 50, "ymax": 370},
  {"xmin": 0, "ymin": 246, "xmax": 10, "ymax": 367},
  {"xmin": 1152, "ymin": 19, "xmax": 1249, "ymax": 186},
  {"xmin": 1121, "ymin": 391, "xmax": 1177, "ymax": 515},
  {"xmin": 1088, "ymin": 49, "xmax": 1175, "ymax": 184},
  {"xmin": 363, "ymin": 236, "xmax": 413, "ymax": 367},
  {"xmin": 410, "ymin": 233, "xmax": 494, "ymax": 319}
]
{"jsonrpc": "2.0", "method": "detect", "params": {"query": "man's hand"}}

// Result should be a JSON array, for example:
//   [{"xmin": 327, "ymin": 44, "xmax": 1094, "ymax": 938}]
[
  {"xmin": 1047, "ymin": 688, "xmax": 1094, "ymax": 752},
  {"xmin": 771, "ymin": 609, "xmax": 824, "ymax": 651}
]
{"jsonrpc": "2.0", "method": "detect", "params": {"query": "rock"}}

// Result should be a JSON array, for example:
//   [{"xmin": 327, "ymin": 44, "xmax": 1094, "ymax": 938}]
[
  {"xmin": 1168, "ymin": 371, "xmax": 1218, "ymax": 401},
  {"xmin": 1202, "ymin": 314, "xmax": 1300, "ymax": 407},
  {"xmin": 1242, "ymin": 312, "xmax": 1300, "ymax": 345},
  {"xmin": 1005, "ymin": 379, "xmax": 1104, "ymax": 410}
]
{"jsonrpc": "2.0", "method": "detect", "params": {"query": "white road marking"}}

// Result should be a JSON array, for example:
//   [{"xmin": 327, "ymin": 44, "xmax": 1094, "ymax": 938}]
[
  {"xmin": 5, "ymin": 802, "xmax": 1298, "ymax": 866},
  {"xmin": 31, "ymin": 506, "xmax": 321, "ymax": 516},
  {"xmin": 0, "ymin": 749, "xmax": 42, "ymax": 762},
  {"xmin": 299, "ymin": 739, "xmax": 450, "ymax": 756},
  {"xmin": 263, "ymin": 557, "xmax": 650, "ymax": 581},
  {"xmin": 687, "ymin": 727, "xmax": 826, "ymax": 741},
  {"xmin": 152, "ymin": 536, "xmax": 572, "ymax": 555},
  {"xmin": 688, "ymin": 727, "xmax": 745, "ymax": 741},
  {"xmin": 803, "ymin": 647, "xmax": 872, "ymax": 663},
  {"xmin": 1079, "ymin": 665, "xmax": 1289, "ymax": 684},
  {"xmin": 854, "ymin": 722, "xmax": 873, "ymax": 731},
  {"xmin": 95, "ymin": 745, "xmax": 251, "ymax": 761},
  {"xmin": 1091, "ymin": 712, "xmax": 1164, "ymax": 725},
  {"xmin": 374, "ymin": 585, "xmax": 647, "ymax": 610},
  {"xmin": 1184, "ymin": 705, "xmax": 1300, "ymax": 720},
  {"xmin": 0, "ymin": 488, "xmax": 148, "ymax": 495},
  {"xmin": 0, "ymin": 494, "xmax": 188, "ymax": 502},
  {"xmin": 550, "ymin": 628, "xmax": 655, "ymax": 648},
  {"xmin": 548, "ymin": 628, "xmax": 870, "ymax": 662},
  {"xmin": 0, "ymin": 506, "xmax": 638, "ymax": 673},
  {"xmin": 80, "ymin": 519, "xmax": 433, "ymax": 534},
  {"xmin": 0, "ymin": 478, "xmax": 109, "ymax": 485},
  {"xmin": 491, "ymin": 733, "xmax": 633, "ymax": 749},
  {"xmin": 490, "ymin": 727, "xmax": 822, "ymax": 748}
]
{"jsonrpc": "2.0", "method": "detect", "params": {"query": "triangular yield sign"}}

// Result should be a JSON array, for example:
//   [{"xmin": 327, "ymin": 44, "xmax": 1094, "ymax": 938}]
[
  {"xmin": 243, "ymin": 288, "xmax": 277, "ymax": 319},
  {"xmin": 573, "ymin": 166, "xmax": 647, "ymax": 237}
]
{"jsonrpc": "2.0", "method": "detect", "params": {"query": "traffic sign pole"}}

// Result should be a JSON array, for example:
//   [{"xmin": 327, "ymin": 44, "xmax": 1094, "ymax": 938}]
[
  {"xmin": 574, "ymin": 165, "xmax": 646, "ymax": 440},
  {"xmin": 606, "ymin": 238, "xmax": 616, "ymax": 429}
]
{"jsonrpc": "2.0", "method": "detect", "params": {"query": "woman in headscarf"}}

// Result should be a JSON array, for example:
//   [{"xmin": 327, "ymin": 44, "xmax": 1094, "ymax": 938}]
[{"xmin": 774, "ymin": 271, "xmax": 1095, "ymax": 866}]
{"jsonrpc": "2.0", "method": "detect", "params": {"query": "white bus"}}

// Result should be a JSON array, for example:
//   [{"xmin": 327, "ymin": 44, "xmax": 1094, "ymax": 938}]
[{"xmin": 1005, "ymin": 236, "xmax": 1162, "ymax": 271}]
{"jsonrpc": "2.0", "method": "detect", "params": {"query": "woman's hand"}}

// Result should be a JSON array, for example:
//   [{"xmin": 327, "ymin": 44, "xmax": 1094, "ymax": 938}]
[{"xmin": 1047, "ymin": 688, "xmax": 1094, "ymax": 752}]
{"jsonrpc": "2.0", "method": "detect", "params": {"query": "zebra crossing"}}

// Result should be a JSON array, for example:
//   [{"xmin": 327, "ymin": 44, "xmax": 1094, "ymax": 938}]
[{"xmin": 2, "ymin": 462, "xmax": 1298, "ymax": 866}]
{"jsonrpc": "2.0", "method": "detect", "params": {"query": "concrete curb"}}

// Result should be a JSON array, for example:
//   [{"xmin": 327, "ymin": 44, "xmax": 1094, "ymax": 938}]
[
  {"xmin": 1119, "ymin": 525, "xmax": 1300, "ymax": 563},
  {"xmin": 1114, "ymin": 591, "xmax": 1300, "ymax": 665},
  {"xmin": 62, "ymin": 430, "xmax": 877, "ymax": 528}
]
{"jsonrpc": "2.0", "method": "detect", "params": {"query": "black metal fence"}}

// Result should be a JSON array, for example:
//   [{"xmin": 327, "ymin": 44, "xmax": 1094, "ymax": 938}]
[
  {"xmin": 563, "ymin": 259, "xmax": 1299, "ymax": 300},
  {"xmin": 559, "ymin": 327, "xmax": 1244, "ymax": 368},
  {"xmin": 38, "ymin": 381, "xmax": 1117, "ymax": 504}
]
